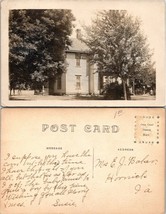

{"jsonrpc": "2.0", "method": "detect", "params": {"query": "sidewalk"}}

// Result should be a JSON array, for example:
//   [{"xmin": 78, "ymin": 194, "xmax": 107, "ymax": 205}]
[
  {"xmin": 131, "ymin": 94, "xmax": 156, "ymax": 100},
  {"xmin": 9, "ymin": 91, "xmax": 156, "ymax": 101}
]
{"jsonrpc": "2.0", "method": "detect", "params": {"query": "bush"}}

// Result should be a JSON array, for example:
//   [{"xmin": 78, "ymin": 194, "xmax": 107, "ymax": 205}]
[{"xmin": 103, "ymin": 82, "xmax": 131, "ymax": 100}]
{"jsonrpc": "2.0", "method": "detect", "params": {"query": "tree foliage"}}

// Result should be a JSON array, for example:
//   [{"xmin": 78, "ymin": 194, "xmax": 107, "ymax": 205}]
[
  {"xmin": 9, "ymin": 9, "xmax": 75, "ymax": 91},
  {"xmin": 83, "ymin": 10, "xmax": 155, "ymax": 99}
]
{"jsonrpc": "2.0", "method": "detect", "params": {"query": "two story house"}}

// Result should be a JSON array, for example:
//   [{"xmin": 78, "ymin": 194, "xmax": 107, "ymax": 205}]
[{"xmin": 49, "ymin": 29, "xmax": 99, "ymax": 95}]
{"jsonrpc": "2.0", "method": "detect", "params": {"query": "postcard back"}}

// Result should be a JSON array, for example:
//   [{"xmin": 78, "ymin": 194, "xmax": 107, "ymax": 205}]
[{"xmin": 0, "ymin": 108, "xmax": 165, "ymax": 214}]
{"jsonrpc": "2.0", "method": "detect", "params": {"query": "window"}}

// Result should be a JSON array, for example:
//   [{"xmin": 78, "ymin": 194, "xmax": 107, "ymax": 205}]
[
  {"xmin": 57, "ymin": 75, "xmax": 62, "ymax": 89},
  {"xmin": 76, "ymin": 75, "xmax": 81, "ymax": 90},
  {"xmin": 75, "ymin": 53, "xmax": 81, "ymax": 67}
]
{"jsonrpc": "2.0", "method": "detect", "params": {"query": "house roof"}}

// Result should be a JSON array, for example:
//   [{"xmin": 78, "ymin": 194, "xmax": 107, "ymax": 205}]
[{"xmin": 66, "ymin": 38, "xmax": 89, "ymax": 54}]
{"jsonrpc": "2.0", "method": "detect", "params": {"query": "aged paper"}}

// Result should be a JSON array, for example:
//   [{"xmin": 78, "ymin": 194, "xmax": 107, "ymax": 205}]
[
  {"xmin": 0, "ymin": 108, "xmax": 165, "ymax": 214},
  {"xmin": 1, "ymin": 0, "xmax": 165, "ymax": 107}
]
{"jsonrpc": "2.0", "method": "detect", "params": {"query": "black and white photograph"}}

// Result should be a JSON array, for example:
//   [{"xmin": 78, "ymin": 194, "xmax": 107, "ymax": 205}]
[{"xmin": 1, "ymin": 0, "xmax": 165, "ymax": 106}]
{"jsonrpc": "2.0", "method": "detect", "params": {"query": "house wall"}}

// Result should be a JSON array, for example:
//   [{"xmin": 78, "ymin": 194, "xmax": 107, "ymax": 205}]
[
  {"xmin": 51, "ymin": 73, "xmax": 66, "ymax": 95},
  {"xmin": 65, "ymin": 52, "xmax": 89, "ymax": 94},
  {"xmin": 51, "ymin": 52, "xmax": 99, "ymax": 95}
]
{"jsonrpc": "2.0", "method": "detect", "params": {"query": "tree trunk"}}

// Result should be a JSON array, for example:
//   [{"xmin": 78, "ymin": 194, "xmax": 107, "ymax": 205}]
[
  {"xmin": 132, "ymin": 79, "xmax": 135, "ymax": 95},
  {"xmin": 122, "ymin": 79, "xmax": 127, "ymax": 100},
  {"xmin": 42, "ymin": 85, "xmax": 45, "ymax": 95}
]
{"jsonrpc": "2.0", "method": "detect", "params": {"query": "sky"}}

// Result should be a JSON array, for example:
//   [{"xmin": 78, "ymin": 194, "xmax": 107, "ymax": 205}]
[{"xmin": 70, "ymin": 1, "xmax": 165, "ymax": 64}]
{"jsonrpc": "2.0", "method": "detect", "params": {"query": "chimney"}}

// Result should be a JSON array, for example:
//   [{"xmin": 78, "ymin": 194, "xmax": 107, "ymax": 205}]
[{"xmin": 76, "ymin": 29, "xmax": 82, "ymax": 40}]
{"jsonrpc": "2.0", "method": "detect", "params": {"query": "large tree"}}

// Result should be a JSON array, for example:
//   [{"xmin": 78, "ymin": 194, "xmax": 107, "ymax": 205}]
[
  {"xmin": 9, "ymin": 9, "xmax": 75, "ymax": 94},
  {"xmin": 83, "ymin": 10, "xmax": 155, "ymax": 99}
]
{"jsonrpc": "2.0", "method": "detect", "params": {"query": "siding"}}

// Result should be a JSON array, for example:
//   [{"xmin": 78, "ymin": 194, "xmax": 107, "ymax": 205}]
[
  {"xmin": 51, "ymin": 52, "xmax": 99, "ymax": 95},
  {"xmin": 66, "ymin": 52, "xmax": 89, "ymax": 94}
]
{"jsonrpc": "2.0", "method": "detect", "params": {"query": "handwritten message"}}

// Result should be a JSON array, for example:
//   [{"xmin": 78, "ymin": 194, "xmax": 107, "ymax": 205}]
[
  {"xmin": 1, "ymin": 150, "xmax": 91, "ymax": 208},
  {"xmin": 0, "ymin": 149, "xmax": 158, "ymax": 209}
]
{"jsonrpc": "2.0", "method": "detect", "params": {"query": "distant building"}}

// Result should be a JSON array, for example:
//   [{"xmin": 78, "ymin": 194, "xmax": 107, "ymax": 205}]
[{"xmin": 49, "ymin": 29, "xmax": 99, "ymax": 95}]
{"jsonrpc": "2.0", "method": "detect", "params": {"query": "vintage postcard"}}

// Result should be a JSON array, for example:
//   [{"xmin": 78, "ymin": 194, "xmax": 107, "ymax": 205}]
[
  {"xmin": 0, "ymin": 108, "xmax": 165, "ymax": 213},
  {"xmin": 0, "ymin": 0, "xmax": 165, "ymax": 106}
]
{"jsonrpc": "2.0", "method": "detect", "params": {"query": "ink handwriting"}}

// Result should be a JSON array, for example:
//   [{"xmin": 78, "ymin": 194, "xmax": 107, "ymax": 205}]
[
  {"xmin": 1, "ymin": 150, "xmax": 157, "ymax": 209},
  {"xmin": 1, "ymin": 150, "xmax": 91, "ymax": 208}
]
